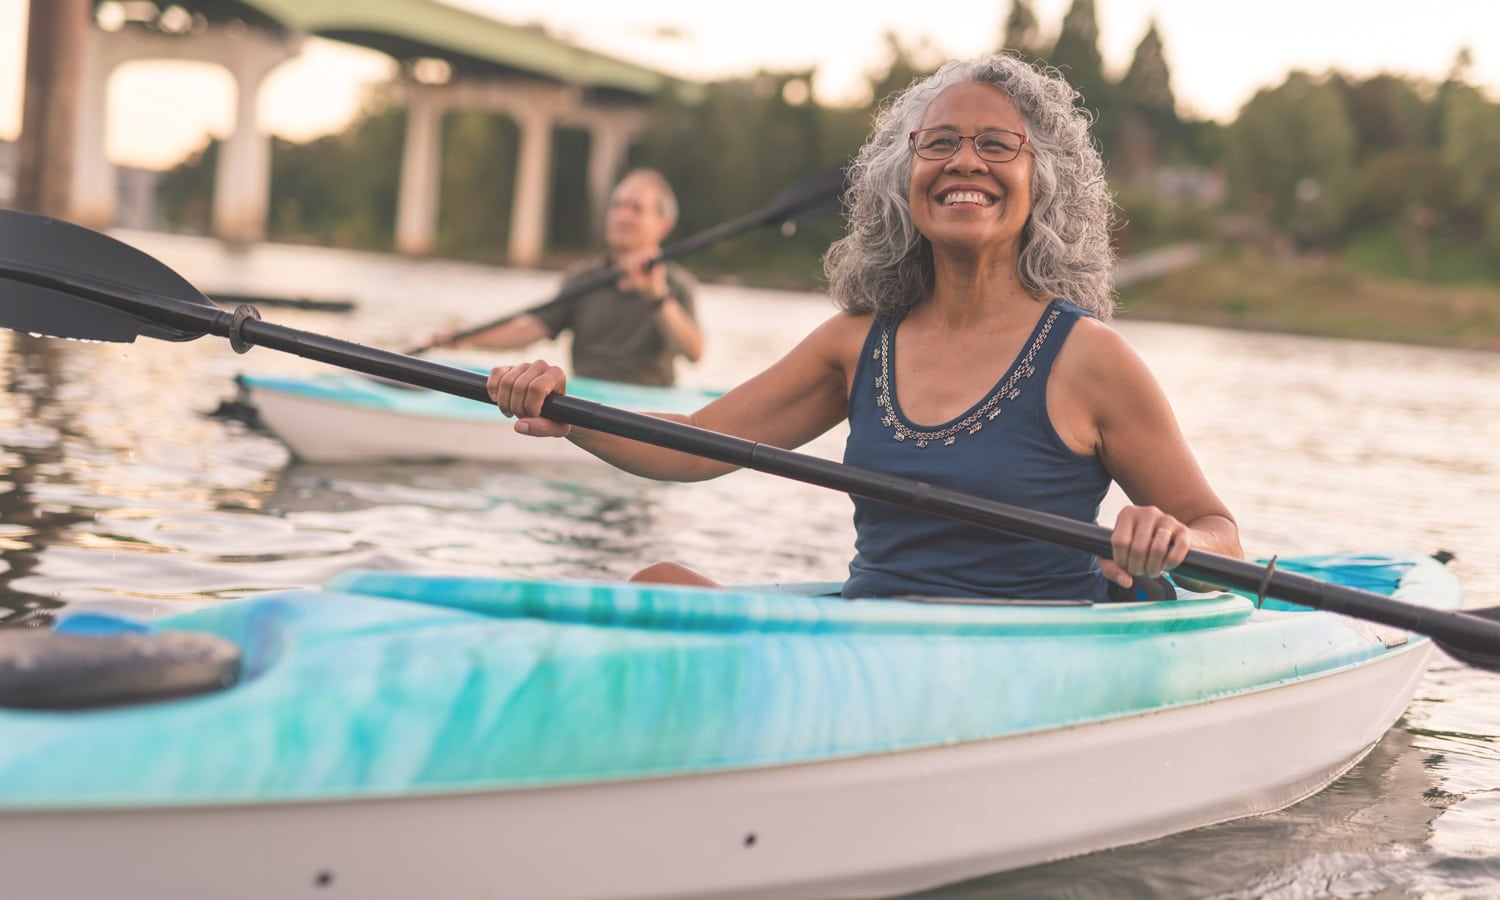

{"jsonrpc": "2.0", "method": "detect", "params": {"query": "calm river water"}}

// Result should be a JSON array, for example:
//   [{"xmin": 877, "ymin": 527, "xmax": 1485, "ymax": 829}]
[{"xmin": 2, "ymin": 231, "xmax": 1498, "ymax": 898}]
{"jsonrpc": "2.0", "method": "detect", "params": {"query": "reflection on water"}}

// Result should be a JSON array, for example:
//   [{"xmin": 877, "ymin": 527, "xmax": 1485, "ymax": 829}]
[
  {"xmin": 1, "ymin": 231, "xmax": 1499, "ymax": 895},
  {"xmin": 0, "ymin": 336, "xmax": 75, "ymax": 625}
]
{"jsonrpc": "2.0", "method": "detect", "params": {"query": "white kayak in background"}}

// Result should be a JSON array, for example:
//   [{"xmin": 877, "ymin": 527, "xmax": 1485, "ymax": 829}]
[{"xmin": 228, "ymin": 370, "xmax": 723, "ymax": 464}]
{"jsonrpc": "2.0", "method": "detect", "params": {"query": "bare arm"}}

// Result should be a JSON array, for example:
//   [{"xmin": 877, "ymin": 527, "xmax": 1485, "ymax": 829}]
[
  {"xmin": 450, "ymin": 313, "xmax": 551, "ymax": 351},
  {"xmin": 489, "ymin": 312, "xmax": 866, "ymax": 481},
  {"xmin": 656, "ymin": 295, "xmax": 704, "ymax": 362},
  {"xmin": 1050, "ymin": 319, "xmax": 1243, "ymax": 586}
]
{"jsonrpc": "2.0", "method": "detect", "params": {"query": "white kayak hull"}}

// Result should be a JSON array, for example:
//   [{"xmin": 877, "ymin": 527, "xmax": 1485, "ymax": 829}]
[
  {"xmin": 250, "ymin": 381, "xmax": 582, "ymax": 464},
  {"xmin": 234, "ymin": 372, "xmax": 723, "ymax": 464},
  {"xmin": 4, "ymin": 641, "xmax": 1432, "ymax": 899}
]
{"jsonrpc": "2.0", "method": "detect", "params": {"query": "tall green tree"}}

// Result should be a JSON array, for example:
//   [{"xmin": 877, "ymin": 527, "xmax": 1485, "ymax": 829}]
[
  {"xmin": 1439, "ymin": 80, "xmax": 1500, "ymax": 250},
  {"xmin": 156, "ymin": 140, "xmax": 217, "ymax": 235},
  {"xmin": 1115, "ymin": 20, "xmax": 1180, "ymax": 177},
  {"xmin": 866, "ymin": 32, "xmax": 942, "ymax": 109},
  {"xmin": 432, "ymin": 111, "xmax": 518, "ymax": 262},
  {"xmin": 266, "ymin": 134, "xmax": 343, "ymax": 242},
  {"xmin": 243, "ymin": 93, "xmax": 406, "ymax": 250},
  {"xmin": 1000, "ymin": 0, "xmax": 1044, "ymax": 62},
  {"xmin": 1334, "ymin": 73, "xmax": 1432, "ymax": 160},
  {"xmin": 1225, "ymin": 72, "xmax": 1357, "ymax": 247},
  {"xmin": 1347, "ymin": 146, "xmax": 1456, "ymax": 275},
  {"xmin": 1120, "ymin": 22, "xmax": 1177, "ymax": 131},
  {"xmin": 629, "ymin": 70, "xmax": 861, "ymax": 282},
  {"xmin": 1329, "ymin": 73, "xmax": 1450, "ymax": 271},
  {"xmin": 329, "ymin": 106, "xmax": 405, "ymax": 249},
  {"xmin": 1045, "ymin": 0, "xmax": 1120, "ymax": 160}
]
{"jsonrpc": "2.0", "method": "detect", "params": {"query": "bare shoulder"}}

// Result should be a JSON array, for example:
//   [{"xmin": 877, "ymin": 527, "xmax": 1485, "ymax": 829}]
[
  {"xmin": 1063, "ymin": 315, "xmax": 1137, "ymax": 363},
  {"xmin": 807, "ymin": 309, "xmax": 875, "ymax": 341},
  {"xmin": 793, "ymin": 310, "xmax": 876, "ymax": 375},
  {"xmin": 1051, "ymin": 314, "xmax": 1172, "ymax": 425},
  {"xmin": 1054, "ymin": 315, "xmax": 1150, "ymax": 387}
]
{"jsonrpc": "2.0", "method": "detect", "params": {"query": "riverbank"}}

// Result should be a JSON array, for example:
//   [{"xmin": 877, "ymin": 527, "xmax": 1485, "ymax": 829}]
[{"xmin": 1116, "ymin": 248, "xmax": 1500, "ymax": 352}]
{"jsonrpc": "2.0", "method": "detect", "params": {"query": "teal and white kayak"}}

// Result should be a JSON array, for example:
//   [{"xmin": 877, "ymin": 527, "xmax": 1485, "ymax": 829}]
[
  {"xmin": 232, "ymin": 370, "xmax": 723, "ymax": 464},
  {"xmin": 0, "ymin": 552, "xmax": 1461, "ymax": 899}
]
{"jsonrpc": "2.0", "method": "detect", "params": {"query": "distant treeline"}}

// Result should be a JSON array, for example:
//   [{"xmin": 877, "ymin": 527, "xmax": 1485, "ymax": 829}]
[{"xmin": 155, "ymin": 0, "xmax": 1500, "ymax": 287}]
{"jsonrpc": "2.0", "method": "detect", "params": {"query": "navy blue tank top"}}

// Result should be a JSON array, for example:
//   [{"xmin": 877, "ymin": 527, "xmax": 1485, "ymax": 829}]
[{"xmin": 842, "ymin": 298, "xmax": 1112, "ymax": 601}]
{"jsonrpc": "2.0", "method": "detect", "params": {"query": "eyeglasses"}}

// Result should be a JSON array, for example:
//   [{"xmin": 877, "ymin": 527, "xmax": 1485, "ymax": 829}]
[{"xmin": 908, "ymin": 128, "xmax": 1028, "ymax": 163}]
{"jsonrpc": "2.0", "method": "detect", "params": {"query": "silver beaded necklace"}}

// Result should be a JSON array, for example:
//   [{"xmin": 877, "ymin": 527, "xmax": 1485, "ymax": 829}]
[{"xmin": 874, "ymin": 307, "xmax": 1060, "ymax": 448}]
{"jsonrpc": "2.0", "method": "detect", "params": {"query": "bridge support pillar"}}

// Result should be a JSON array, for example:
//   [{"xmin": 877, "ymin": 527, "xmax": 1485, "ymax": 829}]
[
  {"xmin": 579, "ymin": 110, "xmax": 647, "ymax": 237},
  {"xmin": 507, "ymin": 101, "xmax": 556, "ymax": 268},
  {"xmin": 71, "ymin": 27, "xmax": 115, "ymax": 229},
  {"xmin": 395, "ymin": 85, "xmax": 443, "ymax": 256},
  {"xmin": 212, "ymin": 49, "xmax": 290, "ymax": 245},
  {"xmin": 72, "ymin": 22, "xmax": 299, "ymax": 238}
]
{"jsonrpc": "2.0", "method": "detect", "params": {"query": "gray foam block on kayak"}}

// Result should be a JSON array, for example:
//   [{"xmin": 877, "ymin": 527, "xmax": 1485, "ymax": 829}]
[{"xmin": 0, "ymin": 630, "xmax": 241, "ymax": 710}]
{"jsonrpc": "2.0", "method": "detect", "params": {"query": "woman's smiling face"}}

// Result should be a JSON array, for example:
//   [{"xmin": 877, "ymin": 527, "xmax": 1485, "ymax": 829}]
[{"xmin": 908, "ymin": 81, "xmax": 1034, "ymax": 260}]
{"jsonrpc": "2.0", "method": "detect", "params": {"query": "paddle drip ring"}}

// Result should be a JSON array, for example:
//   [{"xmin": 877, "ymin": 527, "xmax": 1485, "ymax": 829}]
[
  {"xmin": 1255, "ymin": 555, "xmax": 1278, "ymax": 609},
  {"xmin": 229, "ymin": 304, "xmax": 261, "ymax": 354}
]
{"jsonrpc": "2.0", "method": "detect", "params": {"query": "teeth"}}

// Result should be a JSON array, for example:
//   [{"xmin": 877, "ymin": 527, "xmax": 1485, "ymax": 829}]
[{"xmin": 942, "ymin": 191, "xmax": 992, "ymax": 206}]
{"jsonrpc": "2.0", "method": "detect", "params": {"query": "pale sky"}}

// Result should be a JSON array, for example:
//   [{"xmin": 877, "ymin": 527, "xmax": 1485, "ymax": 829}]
[{"xmin": 2, "ymin": 0, "xmax": 1499, "ymax": 169}]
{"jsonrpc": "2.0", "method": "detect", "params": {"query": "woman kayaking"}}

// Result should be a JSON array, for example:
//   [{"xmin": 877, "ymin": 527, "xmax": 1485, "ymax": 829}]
[{"xmin": 487, "ymin": 52, "xmax": 1244, "ymax": 602}]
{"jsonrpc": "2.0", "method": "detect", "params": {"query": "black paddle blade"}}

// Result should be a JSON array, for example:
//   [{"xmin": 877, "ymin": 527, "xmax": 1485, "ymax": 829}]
[
  {"xmin": 0, "ymin": 209, "xmax": 211, "ymax": 343},
  {"xmin": 1437, "ymin": 605, "xmax": 1500, "ymax": 671},
  {"xmin": 0, "ymin": 628, "xmax": 241, "ymax": 710}
]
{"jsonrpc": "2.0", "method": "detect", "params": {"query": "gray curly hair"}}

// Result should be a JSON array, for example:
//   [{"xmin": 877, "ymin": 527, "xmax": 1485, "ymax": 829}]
[{"xmin": 824, "ymin": 53, "xmax": 1116, "ymax": 320}]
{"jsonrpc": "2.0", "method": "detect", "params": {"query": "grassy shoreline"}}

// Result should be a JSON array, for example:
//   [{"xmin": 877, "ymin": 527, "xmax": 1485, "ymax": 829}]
[{"xmin": 1115, "ymin": 250, "xmax": 1500, "ymax": 353}]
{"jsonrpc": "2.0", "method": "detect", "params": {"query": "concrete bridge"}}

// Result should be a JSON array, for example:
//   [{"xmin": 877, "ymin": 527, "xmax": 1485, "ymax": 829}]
[{"xmin": 71, "ymin": 0, "xmax": 695, "ymax": 265}]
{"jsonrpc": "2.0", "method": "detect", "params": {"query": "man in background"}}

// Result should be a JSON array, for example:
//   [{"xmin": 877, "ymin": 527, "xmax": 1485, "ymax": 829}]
[{"xmin": 447, "ymin": 168, "xmax": 703, "ymax": 387}]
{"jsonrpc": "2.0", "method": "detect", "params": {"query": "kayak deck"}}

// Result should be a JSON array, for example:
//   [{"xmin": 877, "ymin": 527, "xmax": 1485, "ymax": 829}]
[{"xmin": 0, "ymin": 552, "xmax": 1458, "ymax": 809}]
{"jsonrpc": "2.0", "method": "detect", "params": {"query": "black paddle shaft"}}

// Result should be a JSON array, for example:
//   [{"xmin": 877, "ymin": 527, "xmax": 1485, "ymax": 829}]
[{"xmin": 0, "ymin": 207, "xmax": 1497, "ymax": 672}]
